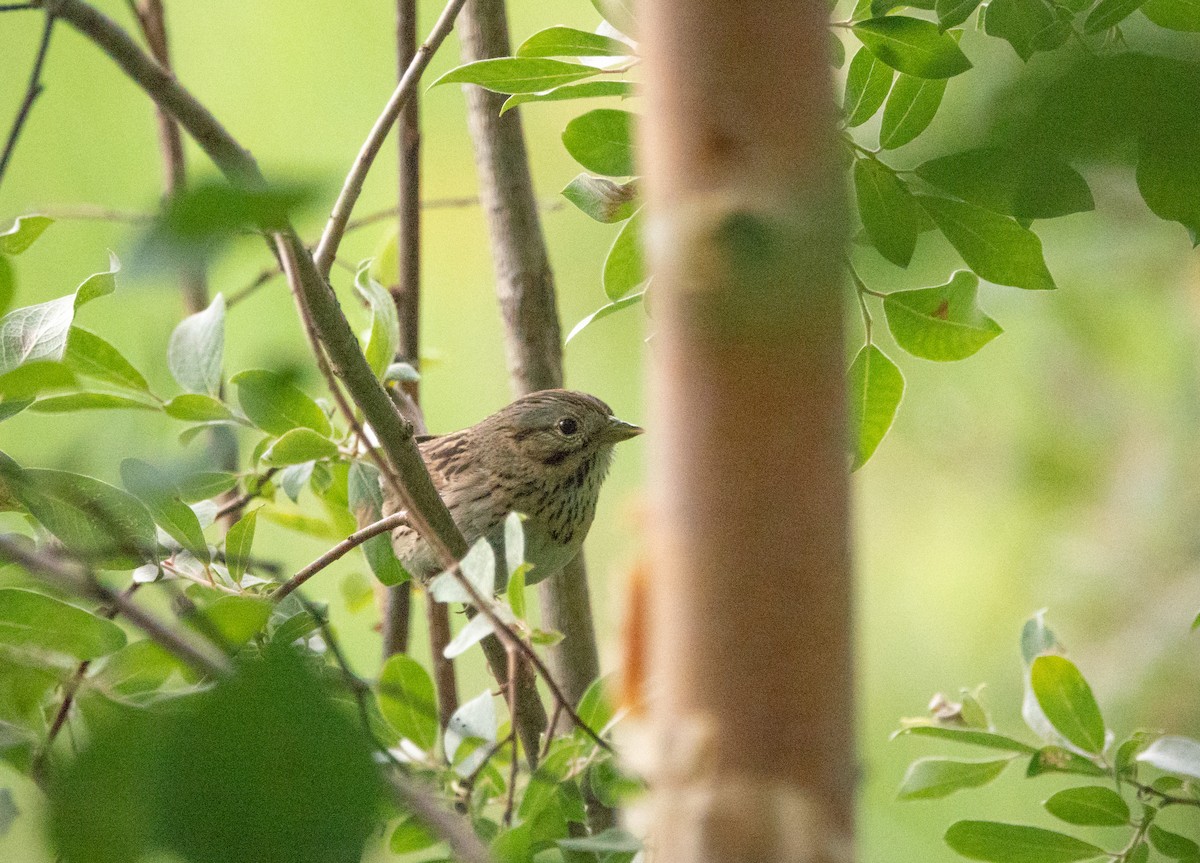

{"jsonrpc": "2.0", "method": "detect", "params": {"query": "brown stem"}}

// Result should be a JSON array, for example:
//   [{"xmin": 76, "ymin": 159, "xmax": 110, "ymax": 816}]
[
  {"xmin": 271, "ymin": 512, "xmax": 411, "ymax": 601},
  {"xmin": 425, "ymin": 595, "xmax": 459, "ymax": 729},
  {"xmin": 0, "ymin": 7, "xmax": 55, "ymax": 191},
  {"xmin": 380, "ymin": 0, "xmax": 422, "ymax": 666}
]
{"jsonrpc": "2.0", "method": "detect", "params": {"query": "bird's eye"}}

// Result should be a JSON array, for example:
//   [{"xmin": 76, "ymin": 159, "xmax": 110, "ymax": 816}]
[{"xmin": 557, "ymin": 418, "xmax": 579, "ymax": 436}]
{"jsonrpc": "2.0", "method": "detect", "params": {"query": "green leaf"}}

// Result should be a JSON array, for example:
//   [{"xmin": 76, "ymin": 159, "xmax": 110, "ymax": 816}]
[
  {"xmin": 1042, "ymin": 786, "xmax": 1130, "ymax": 826},
  {"xmin": 1142, "ymin": 0, "xmax": 1200, "ymax": 30},
  {"xmin": 347, "ymin": 461, "xmax": 407, "ymax": 587},
  {"xmin": 121, "ymin": 459, "xmax": 210, "ymax": 564},
  {"xmin": 944, "ymin": 821, "xmax": 1107, "ymax": 863},
  {"xmin": 0, "ymin": 215, "xmax": 52, "ymax": 255},
  {"xmin": 389, "ymin": 816, "xmax": 438, "ymax": 854},
  {"xmin": 377, "ymin": 654, "xmax": 439, "ymax": 751},
  {"xmin": 1150, "ymin": 826, "xmax": 1200, "ymax": 860},
  {"xmin": 0, "ymin": 399, "xmax": 31, "ymax": 422},
  {"xmin": 559, "ymin": 829, "xmax": 642, "ymax": 854},
  {"xmin": 187, "ymin": 595, "xmax": 271, "ymax": 649},
  {"xmin": 562, "ymin": 174, "xmax": 639, "ymax": 223},
  {"xmin": 0, "ymin": 253, "xmax": 119, "ymax": 375},
  {"xmin": 854, "ymin": 159, "xmax": 919, "ymax": 266},
  {"xmin": 1021, "ymin": 610, "xmax": 1061, "ymax": 664},
  {"xmin": 0, "ymin": 256, "xmax": 13, "ymax": 316},
  {"xmin": 1030, "ymin": 655, "xmax": 1106, "ymax": 754},
  {"xmin": 431, "ymin": 58, "xmax": 600, "ymax": 93},
  {"xmin": 884, "ymin": 271, "xmax": 1002, "ymax": 361},
  {"xmin": 12, "ymin": 468, "xmax": 158, "ymax": 565},
  {"xmin": 848, "ymin": 345, "xmax": 904, "ymax": 471},
  {"xmin": 223, "ymin": 508, "xmax": 258, "ymax": 583},
  {"xmin": 1136, "ymin": 129, "xmax": 1200, "ymax": 245},
  {"xmin": 168, "ymin": 293, "xmax": 224, "ymax": 396},
  {"xmin": 880, "ymin": 74, "xmax": 947, "ymax": 149},
  {"xmin": 984, "ymin": 0, "xmax": 1071, "ymax": 61},
  {"xmin": 232, "ymin": 369, "xmax": 331, "ymax": 437},
  {"xmin": 577, "ymin": 674, "xmax": 615, "ymax": 734},
  {"xmin": 278, "ymin": 461, "xmax": 313, "ymax": 503},
  {"xmin": 507, "ymin": 565, "xmax": 527, "ymax": 620},
  {"xmin": 918, "ymin": 196, "xmax": 1055, "ymax": 290},
  {"xmin": 261, "ymin": 428, "xmax": 339, "ymax": 466},
  {"xmin": 1136, "ymin": 735, "xmax": 1200, "ymax": 780},
  {"xmin": 354, "ymin": 267, "xmax": 399, "ymax": 380},
  {"xmin": 177, "ymin": 471, "xmax": 237, "ymax": 504},
  {"xmin": 0, "ymin": 360, "xmax": 75, "ymax": 400},
  {"xmin": 64, "ymin": 327, "xmax": 151, "ymax": 393},
  {"xmin": 603, "ymin": 208, "xmax": 645, "ymax": 299},
  {"xmin": 562, "ymin": 108, "xmax": 635, "ymax": 177},
  {"xmin": 163, "ymin": 393, "xmax": 235, "ymax": 422},
  {"xmin": 1085, "ymin": 0, "xmax": 1149, "ymax": 32},
  {"xmin": 898, "ymin": 757, "xmax": 1011, "ymax": 800},
  {"xmin": 844, "ymin": 47, "xmax": 895, "ymax": 127},
  {"xmin": 30, "ymin": 393, "xmax": 158, "ymax": 413},
  {"xmin": 517, "ymin": 26, "xmax": 631, "ymax": 57},
  {"xmin": 915, "ymin": 148, "xmax": 1094, "ymax": 220},
  {"xmin": 936, "ymin": 0, "xmax": 984, "ymax": 29},
  {"xmin": 891, "ymin": 725, "xmax": 1037, "ymax": 753},
  {"xmin": 49, "ymin": 646, "xmax": 383, "ymax": 863},
  {"xmin": 591, "ymin": 0, "xmax": 636, "ymax": 36},
  {"xmin": 1026, "ymin": 746, "xmax": 1107, "ymax": 778},
  {"xmin": 852, "ymin": 16, "xmax": 972, "ymax": 79},
  {"xmin": 0, "ymin": 589, "xmax": 126, "ymax": 660},
  {"xmin": 566, "ymin": 290, "xmax": 645, "ymax": 343},
  {"xmin": 500, "ymin": 80, "xmax": 633, "ymax": 115}
]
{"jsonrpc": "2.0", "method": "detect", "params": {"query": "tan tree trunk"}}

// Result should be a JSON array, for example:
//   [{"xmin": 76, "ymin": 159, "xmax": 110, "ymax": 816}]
[{"xmin": 639, "ymin": 2, "xmax": 855, "ymax": 861}]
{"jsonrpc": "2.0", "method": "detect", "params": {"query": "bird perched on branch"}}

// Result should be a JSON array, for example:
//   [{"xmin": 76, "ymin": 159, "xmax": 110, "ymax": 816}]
[{"xmin": 388, "ymin": 389, "xmax": 642, "ymax": 586}]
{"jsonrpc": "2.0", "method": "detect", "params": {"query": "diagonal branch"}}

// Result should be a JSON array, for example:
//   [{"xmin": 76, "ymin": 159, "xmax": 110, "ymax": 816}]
[
  {"xmin": 271, "ymin": 512, "xmax": 410, "ymax": 601},
  {"xmin": 0, "ymin": 7, "xmax": 56, "ymax": 191},
  {"xmin": 312, "ymin": 0, "xmax": 469, "ymax": 279}
]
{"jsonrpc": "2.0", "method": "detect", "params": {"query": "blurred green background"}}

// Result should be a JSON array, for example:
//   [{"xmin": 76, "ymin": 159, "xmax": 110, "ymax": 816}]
[{"xmin": 2, "ymin": 0, "xmax": 1199, "ymax": 860}]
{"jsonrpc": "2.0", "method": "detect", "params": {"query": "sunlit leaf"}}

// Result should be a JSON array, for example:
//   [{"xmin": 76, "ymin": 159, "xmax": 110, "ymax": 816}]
[
  {"xmin": 854, "ymin": 158, "xmax": 919, "ymax": 266},
  {"xmin": 562, "ymin": 109, "xmax": 635, "ymax": 176},
  {"xmin": 0, "ymin": 215, "xmax": 53, "ymax": 255},
  {"xmin": 224, "ymin": 508, "xmax": 259, "ymax": 583},
  {"xmin": 431, "ymin": 58, "xmax": 600, "ymax": 94},
  {"xmin": 163, "ymin": 393, "xmax": 235, "ymax": 422},
  {"xmin": 1085, "ymin": 0, "xmax": 1149, "ymax": 32},
  {"xmin": 880, "ymin": 74, "xmax": 947, "ymax": 149},
  {"xmin": 891, "ymin": 725, "xmax": 1037, "ymax": 754},
  {"xmin": 1142, "ymin": 0, "xmax": 1200, "ymax": 30},
  {"xmin": 232, "ymin": 369, "xmax": 331, "ymax": 437},
  {"xmin": 603, "ymin": 208, "xmax": 645, "ymax": 299},
  {"xmin": 64, "ymin": 327, "xmax": 151, "ymax": 394},
  {"xmin": 944, "ymin": 821, "xmax": 1107, "ymax": 863},
  {"xmin": 501, "ymin": 80, "xmax": 634, "ymax": 115},
  {"xmin": 916, "ymin": 148, "xmax": 1094, "ymax": 220},
  {"xmin": 853, "ymin": 16, "xmax": 972, "ymax": 78},
  {"xmin": 919, "ymin": 196, "xmax": 1055, "ymax": 290},
  {"xmin": 562, "ymin": 174, "xmax": 639, "ymax": 223},
  {"xmin": 260, "ymin": 428, "xmax": 338, "ymax": 467},
  {"xmin": 121, "ymin": 459, "xmax": 210, "ymax": 564},
  {"xmin": 1149, "ymin": 825, "xmax": 1200, "ymax": 860},
  {"xmin": 30, "ymin": 393, "xmax": 158, "ymax": 413},
  {"xmin": 898, "ymin": 757, "xmax": 1011, "ymax": 799},
  {"xmin": 1030, "ymin": 655, "xmax": 1106, "ymax": 754},
  {"xmin": 517, "ymin": 26, "xmax": 631, "ymax": 57},
  {"xmin": 0, "ymin": 253, "xmax": 119, "ymax": 375},
  {"xmin": 1042, "ymin": 786, "xmax": 1129, "ymax": 826},
  {"xmin": 884, "ymin": 271, "xmax": 1002, "ymax": 361},
  {"xmin": 0, "ymin": 588, "xmax": 126, "ymax": 660},
  {"xmin": 378, "ymin": 653, "xmax": 439, "ymax": 751},
  {"xmin": 355, "ymin": 266, "xmax": 399, "ymax": 380},
  {"xmin": 844, "ymin": 47, "xmax": 895, "ymax": 127},
  {"xmin": 566, "ymin": 290, "xmax": 644, "ymax": 343},
  {"xmin": 936, "ymin": 0, "xmax": 984, "ymax": 29},
  {"xmin": 848, "ymin": 345, "xmax": 904, "ymax": 470}
]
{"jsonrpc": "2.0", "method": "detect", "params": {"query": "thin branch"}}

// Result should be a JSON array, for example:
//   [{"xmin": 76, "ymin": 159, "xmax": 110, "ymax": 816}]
[
  {"xmin": 0, "ymin": 7, "xmax": 56, "ymax": 191},
  {"xmin": 32, "ymin": 203, "xmax": 153, "ymax": 223},
  {"xmin": 271, "ymin": 512, "xmax": 410, "ymax": 601},
  {"xmin": 312, "ymin": 0, "xmax": 469, "ymax": 279},
  {"xmin": 386, "ymin": 772, "xmax": 493, "ymax": 863},
  {"xmin": 0, "ymin": 2, "xmax": 40, "ymax": 10},
  {"xmin": 0, "ymin": 537, "xmax": 230, "ymax": 678}
]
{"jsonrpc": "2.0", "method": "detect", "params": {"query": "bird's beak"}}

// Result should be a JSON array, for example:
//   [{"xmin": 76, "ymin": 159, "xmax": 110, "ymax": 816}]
[{"xmin": 604, "ymin": 416, "xmax": 644, "ymax": 443}]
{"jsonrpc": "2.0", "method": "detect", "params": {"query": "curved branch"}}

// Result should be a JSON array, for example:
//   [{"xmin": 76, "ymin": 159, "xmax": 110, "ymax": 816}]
[
  {"xmin": 271, "ymin": 512, "xmax": 410, "ymax": 601},
  {"xmin": 0, "ymin": 7, "xmax": 55, "ymax": 191}
]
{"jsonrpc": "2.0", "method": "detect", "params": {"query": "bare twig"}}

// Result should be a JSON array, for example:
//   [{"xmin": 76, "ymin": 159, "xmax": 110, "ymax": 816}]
[
  {"xmin": 312, "ymin": 0, "xmax": 469, "ymax": 279},
  {"xmin": 0, "ymin": 2, "xmax": 39, "ymax": 10},
  {"xmin": 0, "ymin": 537, "xmax": 230, "ymax": 678},
  {"xmin": 0, "ymin": 7, "xmax": 56, "ymax": 191},
  {"xmin": 32, "ymin": 203, "xmax": 153, "ymax": 223},
  {"xmin": 271, "ymin": 512, "xmax": 410, "ymax": 601}
]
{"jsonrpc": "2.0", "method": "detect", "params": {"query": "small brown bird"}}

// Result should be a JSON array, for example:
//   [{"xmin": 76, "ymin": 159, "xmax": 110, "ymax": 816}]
[{"xmin": 389, "ymin": 389, "xmax": 642, "ymax": 585}]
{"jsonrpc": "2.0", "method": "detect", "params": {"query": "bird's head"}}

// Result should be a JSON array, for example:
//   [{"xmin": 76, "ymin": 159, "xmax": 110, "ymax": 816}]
[{"xmin": 487, "ymin": 389, "xmax": 643, "ymax": 474}]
